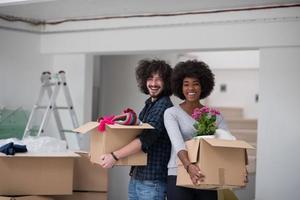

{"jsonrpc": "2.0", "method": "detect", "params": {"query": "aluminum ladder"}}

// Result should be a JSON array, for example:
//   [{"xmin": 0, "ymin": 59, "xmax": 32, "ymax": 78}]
[{"xmin": 23, "ymin": 71, "xmax": 80, "ymax": 150}]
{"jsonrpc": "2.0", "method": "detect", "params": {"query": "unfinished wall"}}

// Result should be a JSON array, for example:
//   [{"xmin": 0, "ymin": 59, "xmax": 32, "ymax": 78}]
[
  {"xmin": 0, "ymin": 28, "xmax": 53, "ymax": 110},
  {"xmin": 256, "ymin": 47, "xmax": 300, "ymax": 200}
]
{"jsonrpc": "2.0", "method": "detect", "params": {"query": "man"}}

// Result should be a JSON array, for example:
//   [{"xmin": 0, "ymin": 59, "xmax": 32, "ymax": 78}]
[{"xmin": 100, "ymin": 59, "xmax": 173, "ymax": 200}]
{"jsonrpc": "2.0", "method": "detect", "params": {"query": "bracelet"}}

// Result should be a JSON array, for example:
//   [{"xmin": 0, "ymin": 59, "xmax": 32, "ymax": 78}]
[
  {"xmin": 111, "ymin": 152, "xmax": 119, "ymax": 161},
  {"xmin": 185, "ymin": 163, "xmax": 193, "ymax": 173}
]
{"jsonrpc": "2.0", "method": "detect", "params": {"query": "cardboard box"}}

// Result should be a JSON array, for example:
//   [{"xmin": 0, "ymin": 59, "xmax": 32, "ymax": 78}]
[
  {"xmin": 0, "ymin": 152, "xmax": 79, "ymax": 195},
  {"xmin": 73, "ymin": 152, "xmax": 108, "ymax": 192},
  {"xmin": 0, "ymin": 197, "xmax": 53, "ymax": 200},
  {"xmin": 176, "ymin": 138, "xmax": 254, "ymax": 189},
  {"xmin": 52, "ymin": 192, "xmax": 107, "ymax": 200},
  {"xmin": 74, "ymin": 122, "xmax": 153, "ymax": 166}
]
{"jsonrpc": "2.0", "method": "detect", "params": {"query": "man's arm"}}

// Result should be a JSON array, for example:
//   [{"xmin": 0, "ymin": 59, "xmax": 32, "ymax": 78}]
[
  {"xmin": 100, "ymin": 97, "xmax": 171, "ymax": 168},
  {"xmin": 99, "ymin": 138, "xmax": 142, "ymax": 168}
]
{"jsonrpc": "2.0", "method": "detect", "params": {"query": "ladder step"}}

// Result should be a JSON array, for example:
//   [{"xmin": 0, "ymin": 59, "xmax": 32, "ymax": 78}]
[
  {"xmin": 43, "ymin": 83, "xmax": 56, "ymax": 87},
  {"xmin": 61, "ymin": 129, "xmax": 76, "ymax": 133},
  {"xmin": 54, "ymin": 106, "xmax": 71, "ymax": 109},
  {"xmin": 34, "ymin": 106, "xmax": 71, "ymax": 110},
  {"xmin": 35, "ymin": 106, "xmax": 48, "ymax": 109},
  {"xmin": 26, "ymin": 128, "xmax": 44, "ymax": 134}
]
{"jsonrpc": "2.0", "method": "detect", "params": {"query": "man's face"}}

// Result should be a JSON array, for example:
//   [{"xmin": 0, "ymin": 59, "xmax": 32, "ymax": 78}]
[{"xmin": 146, "ymin": 73, "xmax": 164, "ymax": 99}]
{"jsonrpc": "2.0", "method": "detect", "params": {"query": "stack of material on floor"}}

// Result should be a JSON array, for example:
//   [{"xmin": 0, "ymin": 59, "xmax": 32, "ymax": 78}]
[
  {"xmin": 52, "ymin": 152, "xmax": 108, "ymax": 200},
  {"xmin": 0, "ymin": 137, "xmax": 79, "ymax": 199},
  {"xmin": 0, "ymin": 151, "xmax": 79, "ymax": 197}
]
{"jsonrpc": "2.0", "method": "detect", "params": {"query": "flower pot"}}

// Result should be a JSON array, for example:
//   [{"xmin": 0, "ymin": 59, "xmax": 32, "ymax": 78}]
[{"xmin": 193, "ymin": 135, "xmax": 215, "ymax": 140}]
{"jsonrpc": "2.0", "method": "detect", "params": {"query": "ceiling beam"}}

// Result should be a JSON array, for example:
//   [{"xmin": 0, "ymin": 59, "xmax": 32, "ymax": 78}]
[{"xmin": 0, "ymin": 0, "xmax": 55, "ymax": 6}]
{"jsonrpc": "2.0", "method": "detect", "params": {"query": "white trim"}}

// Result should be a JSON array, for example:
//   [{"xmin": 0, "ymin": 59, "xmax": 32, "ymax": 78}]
[
  {"xmin": 0, "ymin": 7, "xmax": 299, "ymax": 33},
  {"xmin": 0, "ymin": 0, "xmax": 54, "ymax": 6}
]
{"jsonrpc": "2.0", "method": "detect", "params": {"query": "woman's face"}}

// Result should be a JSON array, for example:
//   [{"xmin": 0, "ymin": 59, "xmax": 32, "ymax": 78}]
[{"xmin": 182, "ymin": 77, "xmax": 201, "ymax": 102}]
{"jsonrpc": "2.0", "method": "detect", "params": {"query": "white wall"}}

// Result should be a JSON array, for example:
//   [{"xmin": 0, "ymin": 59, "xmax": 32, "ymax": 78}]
[
  {"xmin": 179, "ymin": 50, "xmax": 260, "ymax": 118},
  {"xmin": 256, "ymin": 47, "xmax": 300, "ymax": 200},
  {"xmin": 0, "ymin": 28, "xmax": 53, "ymax": 110},
  {"xmin": 182, "ymin": 50, "xmax": 259, "ymax": 70},
  {"xmin": 209, "ymin": 69, "xmax": 259, "ymax": 118},
  {"xmin": 53, "ymin": 54, "xmax": 93, "ymax": 124},
  {"xmin": 0, "ymin": 29, "xmax": 92, "ymax": 149},
  {"xmin": 52, "ymin": 54, "xmax": 94, "ymax": 150},
  {"xmin": 40, "ymin": 8, "xmax": 300, "ymax": 54}
]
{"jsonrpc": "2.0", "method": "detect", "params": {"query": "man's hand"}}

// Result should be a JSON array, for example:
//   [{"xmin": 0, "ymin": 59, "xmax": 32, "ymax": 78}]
[{"xmin": 99, "ymin": 153, "xmax": 117, "ymax": 168}]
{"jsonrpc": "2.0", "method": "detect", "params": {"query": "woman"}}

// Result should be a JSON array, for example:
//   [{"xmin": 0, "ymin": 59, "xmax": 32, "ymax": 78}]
[{"xmin": 164, "ymin": 60, "xmax": 229, "ymax": 200}]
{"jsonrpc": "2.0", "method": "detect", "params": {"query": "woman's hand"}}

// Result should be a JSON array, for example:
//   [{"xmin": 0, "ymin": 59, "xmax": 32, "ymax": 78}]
[
  {"xmin": 187, "ymin": 163, "xmax": 205, "ymax": 185},
  {"xmin": 177, "ymin": 150, "xmax": 205, "ymax": 185},
  {"xmin": 99, "ymin": 153, "xmax": 117, "ymax": 168}
]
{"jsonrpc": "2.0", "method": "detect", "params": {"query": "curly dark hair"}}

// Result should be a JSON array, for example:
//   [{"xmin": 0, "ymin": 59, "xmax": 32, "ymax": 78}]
[
  {"xmin": 136, "ymin": 59, "xmax": 172, "ymax": 96},
  {"xmin": 172, "ymin": 60, "xmax": 215, "ymax": 100}
]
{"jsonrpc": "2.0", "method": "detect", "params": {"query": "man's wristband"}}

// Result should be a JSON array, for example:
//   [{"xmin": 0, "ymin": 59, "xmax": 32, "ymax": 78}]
[{"xmin": 111, "ymin": 152, "xmax": 119, "ymax": 161}]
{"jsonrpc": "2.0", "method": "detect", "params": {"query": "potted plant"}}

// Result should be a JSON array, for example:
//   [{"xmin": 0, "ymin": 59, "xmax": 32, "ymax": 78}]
[{"xmin": 192, "ymin": 106, "xmax": 220, "ymax": 139}]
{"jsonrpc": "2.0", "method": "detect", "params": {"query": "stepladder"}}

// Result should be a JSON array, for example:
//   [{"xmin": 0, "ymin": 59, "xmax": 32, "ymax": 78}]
[{"xmin": 23, "ymin": 71, "xmax": 81, "ymax": 150}]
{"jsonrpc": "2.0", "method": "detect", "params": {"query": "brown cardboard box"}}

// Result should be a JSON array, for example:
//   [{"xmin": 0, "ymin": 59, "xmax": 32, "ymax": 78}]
[
  {"xmin": 53, "ymin": 192, "xmax": 107, "ymax": 200},
  {"xmin": 176, "ymin": 138, "xmax": 254, "ymax": 189},
  {"xmin": 74, "ymin": 122, "xmax": 153, "ymax": 166},
  {"xmin": 0, "ymin": 197, "xmax": 54, "ymax": 200},
  {"xmin": 0, "ymin": 152, "xmax": 79, "ymax": 195},
  {"xmin": 73, "ymin": 152, "xmax": 108, "ymax": 192}
]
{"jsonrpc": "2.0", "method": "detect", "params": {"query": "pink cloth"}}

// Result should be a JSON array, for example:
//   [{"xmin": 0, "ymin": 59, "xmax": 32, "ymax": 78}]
[
  {"xmin": 97, "ymin": 108, "xmax": 140, "ymax": 132},
  {"xmin": 97, "ymin": 115, "xmax": 115, "ymax": 132}
]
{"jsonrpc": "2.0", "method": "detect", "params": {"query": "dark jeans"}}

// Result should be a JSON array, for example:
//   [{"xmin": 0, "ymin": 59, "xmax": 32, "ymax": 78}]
[{"xmin": 167, "ymin": 176, "xmax": 217, "ymax": 200}]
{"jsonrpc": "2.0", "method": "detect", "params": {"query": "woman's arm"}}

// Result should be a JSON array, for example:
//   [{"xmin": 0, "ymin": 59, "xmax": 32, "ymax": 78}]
[
  {"xmin": 177, "ymin": 150, "xmax": 205, "ymax": 185},
  {"xmin": 164, "ymin": 108, "xmax": 204, "ymax": 185}
]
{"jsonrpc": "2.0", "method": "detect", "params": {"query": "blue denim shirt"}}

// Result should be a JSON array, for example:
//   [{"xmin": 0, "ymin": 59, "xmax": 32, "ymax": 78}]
[{"xmin": 131, "ymin": 95, "xmax": 173, "ymax": 181}]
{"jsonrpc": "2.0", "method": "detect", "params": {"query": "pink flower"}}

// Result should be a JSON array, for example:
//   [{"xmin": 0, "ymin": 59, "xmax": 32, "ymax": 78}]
[
  {"xmin": 192, "ymin": 107, "xmax": 221, "ymax": 137},
  {"xmin": 201, "ymin": 106, "xmax": 210, "ymax": 114},
  {"xmin": 192, "ymin": 108, "xmax": 202, "ymax": 120},
  {"xmin": 210, "ymin": 108, "xmax": 220, "ymax": 116}
]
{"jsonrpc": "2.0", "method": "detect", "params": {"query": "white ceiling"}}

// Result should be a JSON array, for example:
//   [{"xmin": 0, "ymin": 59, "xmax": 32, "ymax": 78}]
[{"xmin": 0, "ymin": 0, "xmax": 299, "ymax": 22}]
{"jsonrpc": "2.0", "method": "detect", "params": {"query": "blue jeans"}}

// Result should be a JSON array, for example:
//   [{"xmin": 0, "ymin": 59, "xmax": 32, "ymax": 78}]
[{"xmin": 128, "ymin": 178, "xmax": 167, "ymax": 200}]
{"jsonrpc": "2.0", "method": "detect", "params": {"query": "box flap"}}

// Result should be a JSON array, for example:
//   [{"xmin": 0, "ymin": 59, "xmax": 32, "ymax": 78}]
[
  {"xmin": 74, "ymin": 150, "xmax": 89, "ymax": 155},
  {"xmin": 203, "ymin": 138, "xmax": 255, "ymax": 149},
  {"xmin": 185, "ymin": 139, "xmax": 200, "ymax": 163},
  {"xmin": 73, "ymin": 121, "xmax": 99, "ymax": 133},
  {"xmin": 0, "ymin": 151, "xmax": 80, "ymax": 158},
  {"xmin": 106, "ymin": 123, "xmax": 153, "ymax": 130}
]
